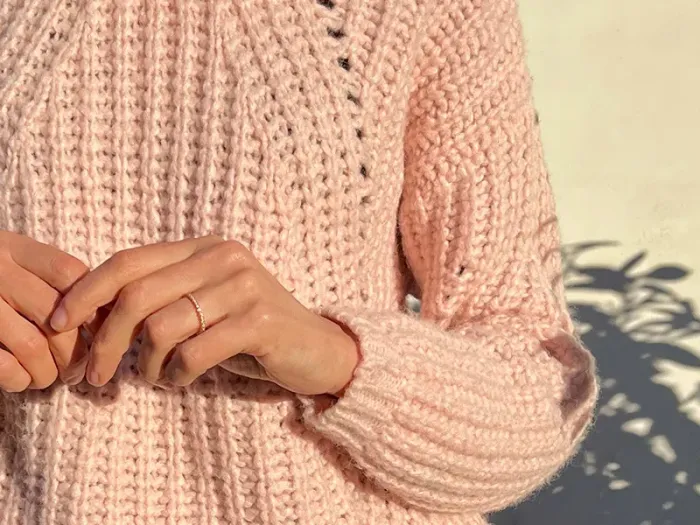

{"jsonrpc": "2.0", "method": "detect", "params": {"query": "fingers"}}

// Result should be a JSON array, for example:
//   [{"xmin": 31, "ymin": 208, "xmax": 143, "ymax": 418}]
[
  {"xmin": 51, "ymin": 236, "xmax": 222, "ymax": 333},
  {"xmin": 85, "ymin": 247, "xmax": 231, "ymax": 386},
  {"xmin": 137, "ymin": 281, "xmax": 240, "ymax": 384},
  {"xmin": 0, "ymin": 265, "xmax": 88, "ymax": 383},
  {"xmin": 0, "ymin": 298, "xmax": 58, "ymax": 389},
  {"xmin": 164, "ymin": 315, "xmax": 261, "ymax": 386},
  {"xmin": 0, "ymin": 348, "xmax": 32, "ymax": 392},
  {"xmin": 9, "ymin": 234, "xmax": 88, "ymax": 293},
  {"xmin": 136, "ymin": 246, "xmax": 278, "ymax": 386}
]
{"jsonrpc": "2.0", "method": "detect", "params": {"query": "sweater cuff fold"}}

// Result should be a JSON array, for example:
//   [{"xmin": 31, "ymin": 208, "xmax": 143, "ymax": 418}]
[
  {"xmin": 299, "ymin": 307, "xmax": 404, "ymax": 450},
  {"xmin": 297, "ymin": 306, "xmax": 596, "ymax": 513}
]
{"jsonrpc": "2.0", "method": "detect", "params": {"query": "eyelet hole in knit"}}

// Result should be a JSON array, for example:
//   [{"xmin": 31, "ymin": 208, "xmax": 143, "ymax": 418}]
[
  {"xmin": 327, "ymin": 27, "xmax": 345, "ymax": 39},
  {"xmin": 318, "ymin": 0, "xmax": 367, "ymax": 183}
]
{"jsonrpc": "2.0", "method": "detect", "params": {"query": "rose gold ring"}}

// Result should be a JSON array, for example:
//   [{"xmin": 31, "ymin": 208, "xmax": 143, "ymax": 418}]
[{"xmin": 184, "ymin": 293, "xmax": 207, "ymax": 334}]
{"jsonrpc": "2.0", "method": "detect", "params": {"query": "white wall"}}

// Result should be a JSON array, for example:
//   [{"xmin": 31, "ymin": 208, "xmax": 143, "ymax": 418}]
[
  {"xmin": 524, "ymin": 0, "xmax": 700, "ymax": 301},
  {"xmin": 492, "ymin": 2, "xmax": 700, "ymax": 524}
]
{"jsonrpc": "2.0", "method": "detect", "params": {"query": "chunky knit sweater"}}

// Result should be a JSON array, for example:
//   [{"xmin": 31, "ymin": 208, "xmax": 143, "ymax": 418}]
[{"xmin": 0, "ymin": 0, "xmax": 597, "ymax": 523}]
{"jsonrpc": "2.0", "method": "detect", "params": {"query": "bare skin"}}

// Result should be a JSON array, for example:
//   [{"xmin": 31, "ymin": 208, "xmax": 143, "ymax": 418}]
[
  {"xmin": 0, "ymin": 231, "xmax": 90, "ymax": 391},
  {"xmin": 49, "ymin": 236, "xmax": 359, "ymax": 396}
]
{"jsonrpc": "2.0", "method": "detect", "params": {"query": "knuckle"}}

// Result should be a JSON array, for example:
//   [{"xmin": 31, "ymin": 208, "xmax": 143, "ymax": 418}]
[
  {"xmin": 21, "ymin": 333, "xmax": 50, "ymax": 359},
  {"xmin": 237, "ymin": 269, "xmax": 262, "ymax": 298},
  {"xmin": 177, "ymin": 345, "xmax": 201, "ymax": 373},
  {"xmin": 247, "ymin": 302, "xmax": 274, "ymax": 331},
  {"xmin": 217, "ymin": 241, "xmax": 250, "ymax": 268},
  {"xmin": 223, "ymin": 239, "xmax": 246, "ymax": 253},
  {"xmin": 203, "ymin": 234, "xmax": 225, "ymax": 244},
  {"xmin": 49, "ymin": 255, "xmax": 87, "ymax": 284},
  {"xmin": 118, "ymin": 280, "xmax": 149, "ymax": 313},
  {"xmin": 108, "ymin": 249, "xmax": 140, "ymax": 275},
  {"xmin": 143, "ymin": 314, "xmax": 170, "ymax": 348}
]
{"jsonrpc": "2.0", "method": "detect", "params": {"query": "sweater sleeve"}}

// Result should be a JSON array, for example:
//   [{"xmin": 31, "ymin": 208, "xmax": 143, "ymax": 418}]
[{"xmin": 299, "ymin": 0, "xmax": 598, "ymax": 514}]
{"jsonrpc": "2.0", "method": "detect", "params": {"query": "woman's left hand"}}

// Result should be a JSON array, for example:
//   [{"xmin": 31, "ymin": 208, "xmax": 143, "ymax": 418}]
[{"xmin": 49, "ymin": 236, "xmax": 359, "ymax": 395}]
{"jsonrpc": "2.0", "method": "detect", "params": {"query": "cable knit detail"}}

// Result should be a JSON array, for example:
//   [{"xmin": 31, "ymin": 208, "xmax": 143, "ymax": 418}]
[{"xmin": 0, "ymin": 0, "xmax": 597, "ymax": 523}]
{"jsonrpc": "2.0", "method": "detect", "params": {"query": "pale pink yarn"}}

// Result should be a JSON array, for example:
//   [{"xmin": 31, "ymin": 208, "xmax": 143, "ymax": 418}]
[{"xmin": 0, "ymin": 0, "xmax": 597, "ymax": 523}]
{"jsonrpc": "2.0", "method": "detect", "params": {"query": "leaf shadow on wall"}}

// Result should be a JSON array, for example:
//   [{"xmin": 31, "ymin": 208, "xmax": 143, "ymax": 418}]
[{"xmin": 492, "ymin": 241, "xmax": 700, "ymax": 525}]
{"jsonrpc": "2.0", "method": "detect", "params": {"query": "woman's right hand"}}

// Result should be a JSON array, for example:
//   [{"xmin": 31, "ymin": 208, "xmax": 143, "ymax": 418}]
[{"xmin": 0, "ymin": 231, "xmax": 90, "ymax": 392}]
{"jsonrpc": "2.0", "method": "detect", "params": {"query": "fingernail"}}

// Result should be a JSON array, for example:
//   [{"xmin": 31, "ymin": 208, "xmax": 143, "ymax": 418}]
[
  {"xmin": 87, "ymin": 367, "xmax": 101, "ymax": 386},
  {"xmin": 164, "ymin": 364, "xmax": 177, "ymax": 383},
  {"xmin": 63, "ymin": 371, "xmax": 84, "ymax": 386},
  {"xmin": 164, "ymin": 359, "xmax": 183, "ymax": 386},
  {"xmin": 64, "ymin": 355, "xmax": 89, "ymax": 385},
  {"xmin": 51, "ymin": 305, "xmax": 68, "ymax": 331}
]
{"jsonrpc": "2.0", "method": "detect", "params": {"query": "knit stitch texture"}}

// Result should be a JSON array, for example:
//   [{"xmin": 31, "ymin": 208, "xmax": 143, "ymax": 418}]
[{"xmin": 0, "ymin": 0, "xmax": 597, "ymax": 523}]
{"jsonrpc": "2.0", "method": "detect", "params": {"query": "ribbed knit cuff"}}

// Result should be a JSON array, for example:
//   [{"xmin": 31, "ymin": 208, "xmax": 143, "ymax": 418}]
[
  {"xmin": 299, "ymin": 308, "xmax": 405, "ymax": 451},
  {"xmin": 297, "ymin": 307, "xmax": 597, "ymax": 513}
]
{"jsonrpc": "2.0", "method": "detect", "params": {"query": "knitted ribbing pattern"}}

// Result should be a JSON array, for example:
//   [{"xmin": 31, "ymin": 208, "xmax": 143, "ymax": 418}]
[{"xmin": 0, "ymin": 0, "xmax": 597, "ymax": 524}]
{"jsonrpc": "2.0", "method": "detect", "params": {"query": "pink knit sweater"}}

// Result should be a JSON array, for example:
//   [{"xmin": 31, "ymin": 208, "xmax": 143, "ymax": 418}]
[{"xmin": 0, "ymin": 0, "xmax": 597, "ymax": 523}]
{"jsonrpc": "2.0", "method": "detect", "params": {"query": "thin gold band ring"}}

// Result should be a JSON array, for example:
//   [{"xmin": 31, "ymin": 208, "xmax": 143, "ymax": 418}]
[{"xmin": 184, "ymin": 293, "xmax": 207, "ymax": 334}]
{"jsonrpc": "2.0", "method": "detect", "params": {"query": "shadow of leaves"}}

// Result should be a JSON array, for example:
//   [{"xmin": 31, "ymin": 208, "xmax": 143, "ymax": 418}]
[{"xmin": 491, "ymin": 241, "xmax": 700, "ymax": 525}]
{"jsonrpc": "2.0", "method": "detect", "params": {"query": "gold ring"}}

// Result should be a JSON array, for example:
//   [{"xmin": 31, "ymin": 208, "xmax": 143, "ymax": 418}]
[{"xmin": 184, "ymin": 293, "xmax": 207, "ymax": 334}]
